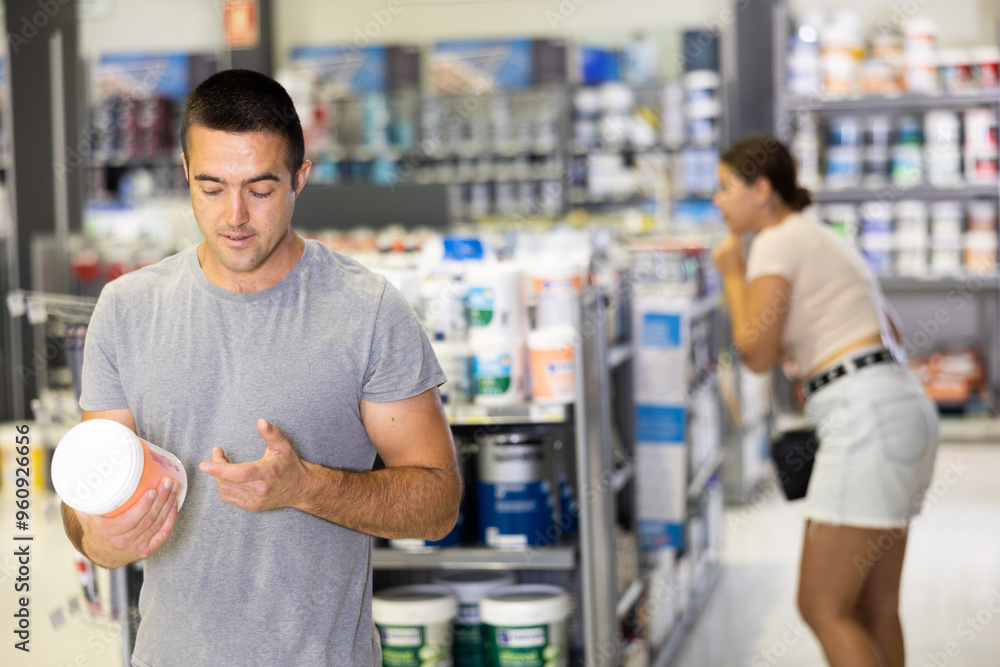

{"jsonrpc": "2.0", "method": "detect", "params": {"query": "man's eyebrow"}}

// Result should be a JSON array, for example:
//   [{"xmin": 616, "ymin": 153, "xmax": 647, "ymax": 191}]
[{"xmin": 192, "ymin": 172, "xmax": 282, "ymax": 186}]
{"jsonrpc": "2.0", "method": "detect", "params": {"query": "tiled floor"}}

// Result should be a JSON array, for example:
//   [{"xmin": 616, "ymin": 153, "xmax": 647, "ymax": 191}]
[
  {"xmin": 2, "ymin": 441, "xmax": 998, "ymax": 666},
  {"xmin": 673, "ymin": 442, "xmax": 1000, "ymax": 667}
]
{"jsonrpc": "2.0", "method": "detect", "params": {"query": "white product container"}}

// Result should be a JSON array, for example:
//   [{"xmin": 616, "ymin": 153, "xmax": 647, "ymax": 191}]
[
  {"xmin": 465, "ymin": 264, "xmax": 525, "ymax": 339},
  {"xmin": 51, "ymin": 419, "xmax": 187, "ymax": 517},
  {"xmin": 965, "ymin": 231, "xmax": 998, "ymax": 274},
  {"xmin": 373, "ymin": 585, "xmax": 458, "ymax": 667},
  {"xmin": 433, "ymin": 570, "xmax": 517, "ymax": 667},
  {"xmin": 432, "ymin": 340, "xmax": 473, "ymax": 407},
  {"xmin": 479, "ymin": 584, "xmax": 570, "ymax": 667},
  {"xmin": 528, "ymin": 265, "xmax": 584, "ymax": 329},
  {"xmin": 967, "ymin": 200, "xmax": 998, "ymax": 231},
  {"xmin": 971, "ymin": 46, "xmax": 1000, "ymax": 88},
  {"xmin": 421, "ymin": 276, "xmax": 467, "ymax": 341},
  {"xmin": 527, "ymin": 327, "xmax": 577, "ymax": 404},
  {"xmin": 470, "ymin": 335, "xmax": 526, "ymax": 405},
  {"xmin": 931, "ymin": 201, "xmax": 965, "ymax": 240}
]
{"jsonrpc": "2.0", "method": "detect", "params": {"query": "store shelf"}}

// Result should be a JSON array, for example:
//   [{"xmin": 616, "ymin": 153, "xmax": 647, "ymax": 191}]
[
  {"xmin": 651, "ymin": 559, "xmax": 723, "ymax": 667},
  {"xmin": 611, "ymin": 461, "xmax": 634, "ymax": 494},
  {"xmin": 687, "ymin": 450, "xmax": 724, "ymax": 502},
  {"xmin": 447, "ymin": 402, "xmax": 570, "ymax": 426},
  {"xmin": 609, "ymin": 342, "xmax": 632, "ymax": 369},
  {"xmin": 810, "ymin": 183, "xmax": 999, "ymax": 203},
  {"xmin": 372, "ymin": 544, "xmax": 577, "ymax": 570},
  {"xmin": 878, "ymin": 275, "xmax": 1000, "ymax": 291},
  {"xmin": 616, "ymin": 577, "xmax": 644, "ymax": 621},
  {"xmin": 785, "ymin": 89, "xmax": 999, "ymax": 113},
  {"xmin": 689, "ymin": 293, "xmax": 718, "ymax": 322}
]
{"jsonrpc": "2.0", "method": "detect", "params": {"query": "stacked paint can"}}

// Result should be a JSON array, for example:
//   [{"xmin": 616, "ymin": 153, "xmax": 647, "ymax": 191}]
[
  {"xmin": 466, "ymin": 264, "xmax": 526, "ymax": 406},
  {"xmin": 432, "ymin": 570, "xmax": 517, "ymax": 667},
  {"xmin": 964, "ymin": 108, "xmax": 999, "ymax": 184},
  {"xmin": 966, "ymin": 200, "xmax": 998, "ymax": 274},
  {"xmin": 479, "ymin": 584, "xmax": 571, "ymax": 667},
  {"xmin": 858, "ymin": 201, "xmax": 893, "ymax": 275},
  {"xmin": 930, "ymin": 201, "xmax": 964, "ymax": 275},
  {"xmin": 373, "ymin": 585, "xmax": 458, "ymax": 667},
  {"xmin": 894, "ymin": 201, "xmax": 929, "ymax": 276},
  {"xmin": 477, "ymin": 432, "xmax": 557, "ymax": 548}
]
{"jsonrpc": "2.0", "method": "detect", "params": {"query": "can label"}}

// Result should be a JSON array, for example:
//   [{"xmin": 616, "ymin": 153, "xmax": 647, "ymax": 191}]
[
  {"xmin": 477, "ymin": 480, "xmax": 555, "ymax": 547},
  {"xmin": 473, "ymin": 353, "xmax": 512, "ymax": 396},
  {"xmin": 481, "ymin": 624, "xmax": 566, "ymax": 667},
  {"xmin": 454, "ymin": 603, "xmax": 485, "ymax": 667},
  {"xmin": 466, "ymin": 287, "xmax": 496, "ymax": 327},
  {"xmin": 378, "ymin": 625, "xmax": 453, "ymax": 667}
]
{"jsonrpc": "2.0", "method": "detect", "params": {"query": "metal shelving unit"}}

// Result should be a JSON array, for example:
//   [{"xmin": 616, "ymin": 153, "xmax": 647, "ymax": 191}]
[
  {"xmin": 810, "ymin": 183, "xmax": 999, "ymax": 203},
  {"xmin": 772, "ymin": 0, "xmax": 1000, "ymax": 408},
  {"xmin": 373, "ymin": 545, "xmax": 578, "ymax": 571},
  {"xmin": 374, "ymin": 286, "xmax": 639, "ymax": 665}
]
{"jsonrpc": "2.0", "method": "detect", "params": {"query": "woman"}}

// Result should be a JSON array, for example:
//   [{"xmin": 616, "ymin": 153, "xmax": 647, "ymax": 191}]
[{"xmin": 711, "ymin": 134, "xmax": 939, "ymax": 667}]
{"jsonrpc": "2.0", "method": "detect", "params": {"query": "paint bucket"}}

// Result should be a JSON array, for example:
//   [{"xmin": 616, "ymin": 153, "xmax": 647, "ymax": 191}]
[
  {"xmin": 477, "ymin": 433, "xmax": 556, "ymax": 548},
  {"xmin": 51, "ymin": 419, "xmax": 187, "ymax": 517},
  {"xmin": 465, "ymin": 264, "xmax": 524, "ymax": 339},
  {"xmin": 433, "ymin": 340, "xmax": 473, "ymax": 407},
  {"xmin": 527, "ymin": 327, "xmax": 577, "ymax": 404},
  {"xmin": 373, "ymin": 585, "xmax": 458, "ymax": 667},
  {"xmin": 432, "ymin": 570, "xmax": 517, "ymax": 667},
  {"xmin": 479, "ymin": 584, "xmax": 571, "ymax": 667},
  {"xmin": 528, "ymin": 266, "xmax": 584, "ymax": 329},
  {"xmin": 470, "ymin": 336, "xmax": 526, "ymax": 406}
]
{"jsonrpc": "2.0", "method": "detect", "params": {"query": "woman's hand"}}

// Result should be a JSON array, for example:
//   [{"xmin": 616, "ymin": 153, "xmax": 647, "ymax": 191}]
[{"xmin": 712, "ymin": 234, "xmax": 745, "ymax": 276}]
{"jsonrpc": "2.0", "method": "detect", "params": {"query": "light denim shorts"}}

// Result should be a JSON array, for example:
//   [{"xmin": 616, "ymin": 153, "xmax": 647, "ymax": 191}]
[{"xmin": 803, "ymin": 361, "xmax": 940, "ymax": 529}]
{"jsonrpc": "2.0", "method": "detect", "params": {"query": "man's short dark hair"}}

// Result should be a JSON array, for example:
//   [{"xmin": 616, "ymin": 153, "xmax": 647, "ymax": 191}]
[{"xmin": 181, "ymin": 69, "xmax": 305, "ymax": 183}]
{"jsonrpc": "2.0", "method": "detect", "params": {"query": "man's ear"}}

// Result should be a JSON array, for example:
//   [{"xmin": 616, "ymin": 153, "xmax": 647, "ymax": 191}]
[
  {"xmin": 293, "ymin": 160, "xmax": 312, "ymax": 197},
  {"xmin": 181, "ymin": 153, "xmax": 189, "ymax": 183}
]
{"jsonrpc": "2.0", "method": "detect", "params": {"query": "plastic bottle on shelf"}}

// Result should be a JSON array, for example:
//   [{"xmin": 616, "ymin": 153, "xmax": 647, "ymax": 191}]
[
  {"xmin": 924, "ymin": 110, "xmax": 963, "ymax": 187},
  {"xmin": 930, "ymin": 200, "xmax": 965, "ymax": 276},
  {"xmin": 825, "ymin": 115, "xmax": 862, "ymax": 189},
  {"xmin": 787, "ymin": 12, "xmax": 823, "ymax": 97},
  {"xmin": 792, "ymin": 112, "xmax": 822, "ymax": 190},
  {"xmin": 971, "ymin": 46, "xmax": 1000, "ymax": 89},
  {"xmin": 858, "ymin": 201, "xmax": 893, "ymax": 275},
  {"xmin": 937, "ymin": 48, "xmax": 972, "ymax": 94},
  {"xmin": 862, "ymin": 115, "xmax": 893, "ymax": 187},
  {"xmin": 891, "ymin": 115, "xmax": 924, "ymax": 187},
  {"xmin": 963, "ymin": 107, "xmax": 999, "ymax": 184},
  {"xmin": 894, "ymin": 201, "xmax": 930, "ymax": 277},
  {"xmin": 903, "ymin": 18, "xmax": 939, "ymax": 94}
]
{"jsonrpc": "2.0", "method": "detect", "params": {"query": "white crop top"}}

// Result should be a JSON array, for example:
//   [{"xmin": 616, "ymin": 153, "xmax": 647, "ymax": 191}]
[{"xmin": 744, "ymin": 213, "xmax": 885, "ymax": 373}]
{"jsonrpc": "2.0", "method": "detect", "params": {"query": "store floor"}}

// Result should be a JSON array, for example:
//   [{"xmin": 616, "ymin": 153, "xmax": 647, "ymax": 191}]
[
  {"xmin": 2, "ymin": 442, "xmax": 998, "ymax": 667},
  {"xmin": 673, "ymin": 441, "xmax": 1000, "ymax": 667}
]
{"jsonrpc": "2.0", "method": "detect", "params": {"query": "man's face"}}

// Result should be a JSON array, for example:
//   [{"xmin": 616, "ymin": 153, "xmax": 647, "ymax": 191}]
[{"xmin": 182, "ymin": 125, "xmax": 310, "ymax": 286}]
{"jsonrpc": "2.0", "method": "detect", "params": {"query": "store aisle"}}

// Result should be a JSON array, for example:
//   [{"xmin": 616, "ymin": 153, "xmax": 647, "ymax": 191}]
[
  {"xmin": 673, "ymin": 442, "xmax": 1000, "ymax": 667},
  {"xmin": 0, "ymin": 490, "xmax": 122, "ymax": 667},
  {"xmin": 2, "ymin": 442, "xmax": 998, "ymax": 666}
]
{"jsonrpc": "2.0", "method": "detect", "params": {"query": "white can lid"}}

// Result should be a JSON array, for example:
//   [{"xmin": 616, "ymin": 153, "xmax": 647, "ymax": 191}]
[
  {"xmin": 480, "ymin": 584, "xmax": 571, "ymax": 626},
  {"xmin": 51, "ymin": 419, "xmax": 143, "ymax": 515},
  {"xmin": 682, "ymin": 70, "xmax": 721, "ymax": 91},
  {"xmin": 373, "ymin": 585, "xmax": 458, "ymax": 625},
  {"xmin": 432, "ymin": 570, "xmax": 517, "ymax": 604}
]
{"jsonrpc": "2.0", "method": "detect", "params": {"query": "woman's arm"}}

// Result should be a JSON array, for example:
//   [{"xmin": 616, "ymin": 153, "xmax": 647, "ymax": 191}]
[{"xmin": 713, "ymin": 235, "xmax": 793, "ymax": 373}]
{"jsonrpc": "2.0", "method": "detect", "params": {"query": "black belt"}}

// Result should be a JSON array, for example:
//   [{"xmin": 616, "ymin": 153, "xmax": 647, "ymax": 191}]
[{"xmin": 805, "ymin": 348, "xmax": 896, "ymax": 398}]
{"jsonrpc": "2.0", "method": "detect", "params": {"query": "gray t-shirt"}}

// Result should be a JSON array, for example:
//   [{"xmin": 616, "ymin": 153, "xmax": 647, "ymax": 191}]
[{"xmin": 80, "ymin": 238, "xmax": 445, "ymax": 666}]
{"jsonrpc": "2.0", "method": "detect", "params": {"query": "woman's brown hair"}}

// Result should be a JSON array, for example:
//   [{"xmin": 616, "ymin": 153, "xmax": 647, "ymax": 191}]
[{"xmin": 719, "ymin": 134, "xmax": 813, "ymax": 212}]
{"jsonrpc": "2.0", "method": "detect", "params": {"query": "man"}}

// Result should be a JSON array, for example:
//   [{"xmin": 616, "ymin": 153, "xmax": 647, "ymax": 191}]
[{"xmin": 61, "ymin": 69, "xmax": 462, "ymax": 666}]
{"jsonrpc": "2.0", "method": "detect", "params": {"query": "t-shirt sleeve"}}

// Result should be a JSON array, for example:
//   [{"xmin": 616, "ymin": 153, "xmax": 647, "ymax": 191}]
[
  {"xmin": 79, "ymin": 288, "xmax": 130, "ymax": 412},
  {"xmin": 362, "ymin": 280, "xmax": 446, "ymax": 403},
  {"xmin": 745, "ymin": 227, "xmax": 798, "ymax": 283}
]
